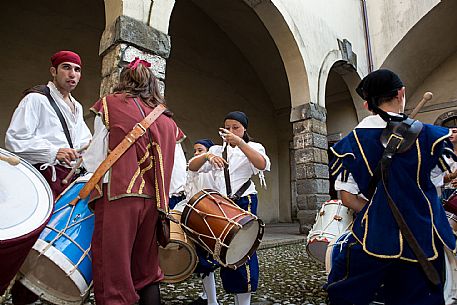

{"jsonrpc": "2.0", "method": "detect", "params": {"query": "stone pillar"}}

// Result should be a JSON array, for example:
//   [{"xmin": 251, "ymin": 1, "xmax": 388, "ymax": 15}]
[
  {"xmin": 98, "ymin": 15, "xmax": 171, "ymax": 96},
  {"xmin": 290, "ymin": 103, "xmax": 330, "ymax": 234}
]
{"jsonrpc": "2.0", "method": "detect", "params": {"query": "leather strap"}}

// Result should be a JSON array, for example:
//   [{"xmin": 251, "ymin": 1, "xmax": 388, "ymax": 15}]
[
  {"xmin": 373, "ymin": 135, "xmax": 441, "ymax": 286},
  {"xmin": 222, "ymin": 144, "xmax": 232, "ymax": 197},
  {"xmin": 25, "ymin": 85, "xmax": 73, "ymax": 148},
  {"xmin": 69, "ymin": 100, "xmax": 166, "ymax": 205},
  {"xmin": 231, "ymin": 179, "xmax": 252, "ymax": 201}
]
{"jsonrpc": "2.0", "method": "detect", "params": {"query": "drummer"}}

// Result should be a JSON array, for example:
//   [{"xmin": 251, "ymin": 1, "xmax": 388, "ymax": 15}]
[
  {"xmin": 4, "ymin": 50, "xmax": 91, "ymax": 305},
  {"xmin": 186, "ymin": 139, "xmax": 220, "ymax": 305},
  {"xmin": 83, "ymin": 58, "xmax": 180, "ymax": 304},
  {"xmin": 188, "ymin": 111, "xmax": 270, "ymax": 305},
  {"xmin": 6, "ymin": 50, "xmax": 91, "ymax": 199},
  {"xmin": 326, "ymin": 69, "xmax": 457, "ymax": 304}
]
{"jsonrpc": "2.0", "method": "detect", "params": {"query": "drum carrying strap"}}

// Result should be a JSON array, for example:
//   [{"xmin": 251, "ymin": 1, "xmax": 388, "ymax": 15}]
[
  {"xmin": 24, "ymin": 85, "xmax": 73, "ymax": 148},
  {"xmin": 69, "ymin": 99, "xmax": 166, "ymax": 206},
  {"xmin": 367, "ymin": 119, "xmax": 441, "ymax": 286},
  {"xmin": 222, "ymin": 145, "xmax": 252, "ymax": 200}
]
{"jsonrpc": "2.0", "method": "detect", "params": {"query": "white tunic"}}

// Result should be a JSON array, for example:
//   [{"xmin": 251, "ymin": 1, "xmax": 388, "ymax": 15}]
[
  {"xmin": 5, "ymin": 81, "xmax": 92, "ymax": 165},
  {"xmin": 195, "ymin": 142, "xmax": 271, "ymax": 197}
]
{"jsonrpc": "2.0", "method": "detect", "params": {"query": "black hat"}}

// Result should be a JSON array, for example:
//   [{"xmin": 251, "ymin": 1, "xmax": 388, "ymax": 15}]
[
  {"xmin": 224, "ymin": 111, "xmax": 248, "ymax": 129},
  {"xmin": 194, "ymin": 139, "xmax": 214, "ymax": 149},
  {"xmin": 356, "ymin": 69, "xmax": 404, "ymax": 101}
]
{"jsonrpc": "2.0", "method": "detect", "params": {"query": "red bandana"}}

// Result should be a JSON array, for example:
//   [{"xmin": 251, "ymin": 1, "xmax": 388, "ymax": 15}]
[{"xmin": 51, "ymin": 51, "xmax": 82, "ymax": 68}]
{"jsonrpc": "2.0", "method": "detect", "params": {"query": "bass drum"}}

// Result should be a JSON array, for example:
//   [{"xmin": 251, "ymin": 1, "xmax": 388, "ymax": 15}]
[
  {"xmin": 20, "ymin": 177, "xmax": 94, "ymax": 305},
  {"xmin": 0, "ymin": 148, "xmax": 53, "ymax": 295}
]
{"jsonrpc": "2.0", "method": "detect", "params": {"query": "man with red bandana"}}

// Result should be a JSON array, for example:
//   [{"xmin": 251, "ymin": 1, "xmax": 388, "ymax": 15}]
[{"xmin": 4, "ymin": 50, "xmax": 91, "ymax": 304}]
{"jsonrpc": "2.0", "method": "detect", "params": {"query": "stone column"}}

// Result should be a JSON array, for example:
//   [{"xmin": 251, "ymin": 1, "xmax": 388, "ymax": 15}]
[
  {"xmin": 98, "ymin": 15, "xmax": 171, "ymax": 96},
  {"xmin": 290, "ymin": 103, "xmax": 330, "ymax": 234}
]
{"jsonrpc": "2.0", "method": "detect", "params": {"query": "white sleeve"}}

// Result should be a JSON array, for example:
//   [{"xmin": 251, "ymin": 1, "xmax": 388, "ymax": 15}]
[
  {"xmin": 82, "ymin": 115, "xmax": 108, "ymax": 173},
  {"xmin": 75, "ymin": 105, "xmax": 92, "ymax": 150},
  {"xmin": 334, "ymin": 173, "xmax": 360, "ymax": 194},
  {"xmin": 249, "ymin": 142, "xmax": 271, "ymax": 174},
  {"xmin": 430, "ymin": 165, "xmax": 445, "ymax": 188},
  {"xmin": 5, "ymin": 94, "xmax": 59, "ymax": 164}
]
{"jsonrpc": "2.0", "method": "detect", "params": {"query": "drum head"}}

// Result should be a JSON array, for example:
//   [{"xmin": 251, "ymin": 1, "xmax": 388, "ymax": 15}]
[
  {"xmin": 159, "ymin": 240, "xmax": 197, "ymax": 283},
  {"xmin": 226, "ymin": 219, "xmax": 260, "ymax": 265},
  {"xmin": 0, "ymin": 149, "xmax": 53, "ymax": 240}
]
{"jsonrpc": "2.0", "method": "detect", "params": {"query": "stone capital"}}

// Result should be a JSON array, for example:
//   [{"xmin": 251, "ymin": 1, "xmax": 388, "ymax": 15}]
[
  {"xmin": 99, "ymin": 15, "xmax": 171, "ymax": 58},
  {"xmin": 290, "ymin": 103, "xmax": 326, "ymax": 123}
]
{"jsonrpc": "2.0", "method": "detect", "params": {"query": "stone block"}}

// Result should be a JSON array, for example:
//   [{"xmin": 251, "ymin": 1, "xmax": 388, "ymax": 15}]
[
  {"xmin": 293, "ymin": 133, "xmax": 328, "ymax": 150},
  {"xmin": 99, "ymin": 15, "xmax": 171, "ymax": 58},
  {"xmin": 296, "ymin": 163, "xmax": 329, "ymax": 179},
  {"xmin": 296, "ymin": 179, "xmax": 329, "ymax": 196},
  {"xmin": 294, "ymin": 147, "xmax": 327, "ymax": 164},
  {"xmin": 292, "ymin": 118, "xmax": 327, "ymax": 136},
  {"xmin": 290, "ymin": 103, "xmax": 326, "ymax": 123}
]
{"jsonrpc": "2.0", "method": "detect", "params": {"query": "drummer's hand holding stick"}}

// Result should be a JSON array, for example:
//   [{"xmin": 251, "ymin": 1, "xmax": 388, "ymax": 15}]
[
  {"xmin": 61, "ymin": 142, "xmax": 91, "ymax": 184},
  {"xmin": 219, "ymin": 128, "xmax": 266, "ymax": 170}
]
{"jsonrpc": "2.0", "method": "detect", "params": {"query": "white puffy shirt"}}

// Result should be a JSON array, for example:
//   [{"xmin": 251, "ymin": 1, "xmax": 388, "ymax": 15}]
[
  {"xmin": 195, "ymin": 142, "xmax": 270, "ymax": 197},
  {"xmin": 5, "ymin": 81, "xmax": 92, "ymax": 164}
]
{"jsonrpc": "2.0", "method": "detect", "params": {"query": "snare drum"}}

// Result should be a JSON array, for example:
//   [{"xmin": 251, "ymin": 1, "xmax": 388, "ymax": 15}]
[
  {"xmin": 159, "ymin": 210, "xmax": 198, "ymax": 283},
  {"xmin": 307, "ymin": 199, "xmax": 353, "ymax": 263},
  {"xmin": 19, "ymin": 179, "xmax": 94, "ymax": 305},
  {"xmin": 181, "ymin": 189, "xmax": 264, "ymax": 269},
  {"xmin": 0, "ymin": 148, "xmax": 53, "ymax": 294}
]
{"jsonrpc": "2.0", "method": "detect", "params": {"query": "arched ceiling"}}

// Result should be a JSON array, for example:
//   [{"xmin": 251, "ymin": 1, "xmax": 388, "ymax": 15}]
[
  {"xmin": 189, "ymin": 0, "xmax": 290, "ymax": 111},
  {"xmin": 382, "ymin": 0, "xmax": 457, "ymax": 99}
]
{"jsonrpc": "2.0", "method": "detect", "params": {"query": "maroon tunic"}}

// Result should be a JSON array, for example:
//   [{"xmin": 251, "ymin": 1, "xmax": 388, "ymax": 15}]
[{"xmin": 90, "ymin": 94, "xmax": 179, "ymax": 305}]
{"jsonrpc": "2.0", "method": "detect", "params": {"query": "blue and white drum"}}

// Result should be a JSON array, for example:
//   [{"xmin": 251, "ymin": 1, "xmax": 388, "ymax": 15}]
[{"xmin": 20, "ymin": 177, "xmax": 94, "ymax": 305}]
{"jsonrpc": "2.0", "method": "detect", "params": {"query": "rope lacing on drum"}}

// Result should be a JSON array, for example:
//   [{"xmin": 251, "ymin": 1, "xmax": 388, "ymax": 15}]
[
  {"xmin": 316, "ymin": 201, "xmax": 352, "ymax": 238},
  {"xmin": 181, "ymin": 190, "xmax": 257, "ymax": 268},
  {"xmin": 35, "ymin": 203, "xmax": 93, "ymax": 277}
]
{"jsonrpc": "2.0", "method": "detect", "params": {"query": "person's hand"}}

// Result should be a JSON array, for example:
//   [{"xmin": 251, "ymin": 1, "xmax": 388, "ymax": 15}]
[
  {"xmin": 451, "ymin": 178, "xmax": 457, "ymax": 188},
  {"xmin": 56, "ymin": 148, "xmax": 80, "ymax": 166},
  {"xmin": 219, "ymin": 128, "xmax": 246, "ymax": 147},
  {"xmin": 205, "ymin": 153, "xmax": 227, "ymax": 169}
]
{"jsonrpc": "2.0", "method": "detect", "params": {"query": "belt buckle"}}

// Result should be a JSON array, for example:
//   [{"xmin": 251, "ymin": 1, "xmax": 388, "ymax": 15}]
[{"xmin": 135, "ymin": 123, "xmax": 147, "ymax": 136}]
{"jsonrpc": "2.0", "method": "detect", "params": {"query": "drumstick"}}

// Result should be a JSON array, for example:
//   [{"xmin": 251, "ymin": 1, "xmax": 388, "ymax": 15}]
[
  {"xmin": 0, "ymin": 154, "xmax": 20, "ymax": 166},
  {"xmin": 410, "ymin": 92, "xmax": 433, "ymax": 119},
  {"xmin": 62, "ymin": 158, "xmax": 83, "ymax": 185}
]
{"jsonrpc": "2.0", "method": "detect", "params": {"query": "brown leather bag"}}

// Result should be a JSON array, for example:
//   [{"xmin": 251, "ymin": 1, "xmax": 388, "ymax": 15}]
[{"xmin": 157, "ymin": 210, "xmax": 170, "ymax": 247}]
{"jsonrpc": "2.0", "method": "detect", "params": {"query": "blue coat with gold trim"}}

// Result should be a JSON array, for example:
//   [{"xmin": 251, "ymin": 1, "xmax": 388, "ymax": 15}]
[{"xmin": 330, "ymin": 123, "xmax": 456, "ymax": 261}]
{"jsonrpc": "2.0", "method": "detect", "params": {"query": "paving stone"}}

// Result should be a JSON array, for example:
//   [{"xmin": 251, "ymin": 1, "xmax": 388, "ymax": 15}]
[{"xmin": 2, "ymin": 244, "xmax": 329, "ymax": 305}]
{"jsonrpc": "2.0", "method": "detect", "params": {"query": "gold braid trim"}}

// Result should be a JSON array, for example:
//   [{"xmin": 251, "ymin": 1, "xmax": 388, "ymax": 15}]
[
  {"xmin": 431, "ymin": 130, "xmax": 452, "ymax": 156},
  {"xmin": 139, "ymin": 160, "xmax": 154, "ymax": 194},
  {"xmin": 353, "ymin": 130, "xmax": 373, "ymax": 176},
  {"xmin": 102, "ymin": 96, "xmax": 109, "ymax": 128},
  {"xmin": 126, "ymin": 144, "xmax": 151, "ymax": 194}
]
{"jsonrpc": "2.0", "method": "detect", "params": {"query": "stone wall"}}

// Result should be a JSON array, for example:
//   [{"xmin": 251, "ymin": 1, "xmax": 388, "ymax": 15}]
[{"xmin": 290, "ymin": 104, "xmax": 330, "ymax": 233}]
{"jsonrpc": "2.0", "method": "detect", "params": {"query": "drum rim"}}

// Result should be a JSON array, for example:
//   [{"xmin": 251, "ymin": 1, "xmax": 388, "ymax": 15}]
[
  {"xmin": 0, "ymin": 149, "xmax": 53, "ymax": 240},
  {"xmin": 20, "ymin": 239, "xmax": 91, "ymax": 304},
  {"xmin": 159, "ymin": 239, "xmax": 198, "ymax": 283},
  {"xmin": 182, "ymin": 189, "xmax": 265, "ymax": 269},
  {"xmin": 225, "ymin": 218, "xmax": 264, "ymax": 269}
]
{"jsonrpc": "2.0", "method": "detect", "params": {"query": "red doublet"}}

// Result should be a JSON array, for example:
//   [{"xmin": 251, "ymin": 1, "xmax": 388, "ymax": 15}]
[{"xmin": 90, "ymin": 94, "xmax": 180, "ymax": 304}]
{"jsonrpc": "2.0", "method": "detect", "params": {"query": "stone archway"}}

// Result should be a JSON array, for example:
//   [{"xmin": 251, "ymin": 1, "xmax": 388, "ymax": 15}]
[
  {"xmin": 381, "ymin": 0, "xmax": 457, "ymax": 124},
  {"xmin": 0, "ymin": 1, "xmax": 105, "ymax": 143},
  {"xmin": 435, "ymin": 110, "xmax": 457, "ymax": 127},
  {"xmin": 165, "ymin": 0, "xmax": 297, "ymax": 223}
]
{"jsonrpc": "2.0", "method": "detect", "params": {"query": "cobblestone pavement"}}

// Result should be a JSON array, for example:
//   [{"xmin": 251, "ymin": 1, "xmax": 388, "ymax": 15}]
[{"xmin": 2, "ymin": 243, "xmax": 329, "ymax": 305}]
